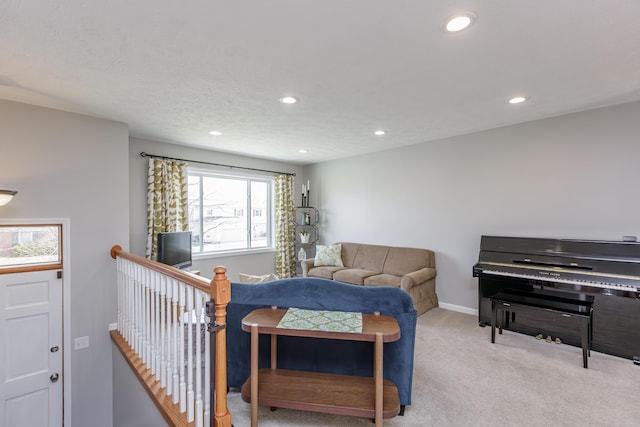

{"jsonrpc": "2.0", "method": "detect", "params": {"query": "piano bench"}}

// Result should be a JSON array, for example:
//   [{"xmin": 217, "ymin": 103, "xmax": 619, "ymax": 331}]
[{"xmin": 490, "ymin": 289, "xmax": 594, "ymax": 368}]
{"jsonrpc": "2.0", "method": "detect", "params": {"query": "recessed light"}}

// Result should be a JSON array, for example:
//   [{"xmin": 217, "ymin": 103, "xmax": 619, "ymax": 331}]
[
  {"xmin": 299, "ymin": 149, "xmax": 308, "ymax": 153},
  {"xmin": 445, "ymin": 13, "xmax": 475, "ymax": 32},
  {"xmin": 509, "ymin": 96, "xmax": 527, "ymax": 104},
  {"xmin": 374, "ymin": 130, "xmax": 386, "ymax": 136},
  {"xmin": 279, "ymin": 96, "xmax": 297, "ymax": 104},
  {"xmin": 209, "ymin": 130, "xmax": 223, "ymax": 136}
]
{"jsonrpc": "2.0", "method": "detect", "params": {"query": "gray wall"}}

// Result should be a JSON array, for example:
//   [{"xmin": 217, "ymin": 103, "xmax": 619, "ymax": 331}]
[
  {"xmin": 5, "ymin": 97, "xmax": 634, "ymax": 424},
  {"xmin": 129, "ymin": 137, "xmax": 303, "ymax": 280},
  {"xmin": 0, "ymin": 100, "xmax": 129, "ymax": 426},
  {"xmin": 112, "ymin": 347, "xmax": 166, "ymax": 427},
  {"xmin": 307, "ymin": 101, "xmax": 640, "ymax": 312}
]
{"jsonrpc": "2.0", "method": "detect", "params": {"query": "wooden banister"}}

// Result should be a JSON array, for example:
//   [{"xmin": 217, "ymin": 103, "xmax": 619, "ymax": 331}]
[
  {"xmin": 110, "ymin": 245, "xmax": 232, "ymax": 427},
  {"xmin": 110, "ymin": 245, "xmax": 211, "ymax": 294}
]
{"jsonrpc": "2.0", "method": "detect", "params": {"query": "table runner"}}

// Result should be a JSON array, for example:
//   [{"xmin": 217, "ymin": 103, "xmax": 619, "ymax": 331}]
[{"xmin": 276, "ymin": 307, "xmax": 363, "ymax": 333}]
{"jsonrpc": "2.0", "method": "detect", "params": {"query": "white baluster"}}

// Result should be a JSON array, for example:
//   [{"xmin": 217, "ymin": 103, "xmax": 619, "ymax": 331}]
[
  {"xmin": 144, "ymin": 269, "xmax": 151, "ymax": 365},
  {"xmin": 165, "ymin": 278, "xmax": 174, "ymax": 397},
  {"xmin": 120, "ymin": 257, "xmax": 124, "ymax": 334},
  {"xmin": 133, "ymin": 262, "xmax": 138, "ymax": 346},
  {"xmin": 148, "ymin": 270, "xmax": 156, "ymax": 376},
  {"xmin": 195, "ymin": 290, "xmax": 203, "ymax": 427},
  {"xmin": 116, "ymin": 257, "xmax": 122, "ymax": 334},
  {"xmin": 127, "ymin": 260, "xmax": 134, "ymax": 344},
  {"xmin": 121, "ymin": 259, "xmax": 126, "ymax": 340},
  {"xmin": 134, "ymin": 264, "xmax": 140, "ymax": 358},
  {"xmin": 172, "ymin": 278, "xmax": 180, "ymax": 403},
  {"xmin": 137, "ymin": 266, "xmax": 143, "ymax": 363},
  {"xmin": 136, "ymin": 263, "xmax": 145, "ymax": 361},
  {"xmin": 179, "ymin": 281, "xmax": 187, "ymax": 412},
  {"xmin": 160, "ymin": 274, "xmax": 167, "ymax": 388},
  {"xmin": 155, "ymin": 271, "xmax": 162, "ymax": 377},
  {"xmin": 131, "ymin": 263, "xmax": 136, "ymax": 353},
  {"xmin": 187, "ymin": 286, "xmax": 195, "ymax": 422}
]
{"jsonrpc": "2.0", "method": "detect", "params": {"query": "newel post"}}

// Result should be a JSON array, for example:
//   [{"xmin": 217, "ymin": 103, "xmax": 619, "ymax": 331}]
[{"xmin": 211, "ymin": 266, "xmax": 232, "ymax": 427}]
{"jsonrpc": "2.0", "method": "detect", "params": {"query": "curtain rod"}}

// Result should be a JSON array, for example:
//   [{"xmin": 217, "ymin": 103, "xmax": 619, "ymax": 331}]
[{"xmin": 140, "ymin": 152, "xmax": 296, "ymax": 176}]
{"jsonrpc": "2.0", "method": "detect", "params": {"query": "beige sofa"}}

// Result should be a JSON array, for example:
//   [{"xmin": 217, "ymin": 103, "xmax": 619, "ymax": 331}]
[{"xmin": 301, "ymin": 242, "xmax": 437, "ymax": 315}]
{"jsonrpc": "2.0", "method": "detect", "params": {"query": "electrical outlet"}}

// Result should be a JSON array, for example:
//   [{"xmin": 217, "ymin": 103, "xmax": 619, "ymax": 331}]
[{"xmin": 74, "ymin": 336, "xmax": 89, "ymax": 350}]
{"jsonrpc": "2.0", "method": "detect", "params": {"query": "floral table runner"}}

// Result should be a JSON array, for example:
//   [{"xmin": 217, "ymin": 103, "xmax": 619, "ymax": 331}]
[{"xmin": 276, "ymin": 307, "xmax": 363, "ymax": 333}]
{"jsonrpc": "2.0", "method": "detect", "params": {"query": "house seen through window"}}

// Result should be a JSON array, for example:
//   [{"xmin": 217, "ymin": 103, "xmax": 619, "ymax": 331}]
[
  {"xmin": 0, "ymin": 224, "xmax": 62, "ymax": 270},
  {"xmin": 188, "ymin": 169, "xmax": 273, "ymax": 255}
]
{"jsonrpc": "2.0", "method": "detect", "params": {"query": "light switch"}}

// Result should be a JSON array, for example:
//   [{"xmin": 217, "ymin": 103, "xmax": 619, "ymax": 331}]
[{"xmin": 74, "ymin": 336, "xmax": 89, "ymax": 350}]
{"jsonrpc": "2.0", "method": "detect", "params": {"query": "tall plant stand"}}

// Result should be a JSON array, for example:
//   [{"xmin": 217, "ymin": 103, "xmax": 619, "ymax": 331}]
[{"xmin": 294, "ymin": 206, "xmax": 319, "ymax": 275}]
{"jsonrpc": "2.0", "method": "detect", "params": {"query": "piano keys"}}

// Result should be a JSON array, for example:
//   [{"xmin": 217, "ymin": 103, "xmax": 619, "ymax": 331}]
[{"xmin": 473, "ymin": 235, "xmax": 640, "ymax": 362}]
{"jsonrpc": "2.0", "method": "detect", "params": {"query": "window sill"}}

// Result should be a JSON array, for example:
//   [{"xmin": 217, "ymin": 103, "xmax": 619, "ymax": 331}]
[{"xmin": 193, "ymin": 247, "xmax": 275, "ymax": 260}]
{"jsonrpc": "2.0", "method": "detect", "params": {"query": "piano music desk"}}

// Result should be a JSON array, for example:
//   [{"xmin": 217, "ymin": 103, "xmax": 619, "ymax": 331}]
[{"xmin": 490, "ymin": 289, "xmax": 594, "ymax": 368}]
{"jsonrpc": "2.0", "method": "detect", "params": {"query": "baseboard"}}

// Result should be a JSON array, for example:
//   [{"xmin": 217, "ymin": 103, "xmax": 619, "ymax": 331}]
[{"xmin": 438, "ymin": 302, "xmax": 478, "ymax": 316}]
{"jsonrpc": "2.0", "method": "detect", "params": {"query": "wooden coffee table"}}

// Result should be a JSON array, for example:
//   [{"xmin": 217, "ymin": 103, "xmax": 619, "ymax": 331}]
[{"xmin": 240, "ymin": 307, "xmax": 401, "ymax": 426}]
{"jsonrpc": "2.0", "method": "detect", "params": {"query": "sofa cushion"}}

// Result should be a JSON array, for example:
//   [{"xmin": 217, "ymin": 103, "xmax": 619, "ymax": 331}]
[
  {"xmin": 308, "ymin": 266, "xmax": 346, "ymax": 279},
  {"xmin": 314, "ymin": 243, "xmax": 344, "ymax": 267},
  {"xmin": 339, "ymin": 242, "xmax": 361, "ymax": 267},
  {"xmin": 351, "ymin": 244, "xmax": 389, "ymax": 272},
  {"xmin": 364, "ymin": 273, "xmax": 401, "ymax": 288},
  {"xmin": 333, "ymin": 268, "xmax": 378, "ymax": 285},
  {"xmin": 383, "ymin": 247, "xmax": 435, "ymax": 276}
]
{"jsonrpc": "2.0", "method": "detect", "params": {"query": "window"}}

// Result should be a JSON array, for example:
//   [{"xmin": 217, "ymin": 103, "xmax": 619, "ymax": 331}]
[
  {"xmin": 188, "ymin": 170, "xmax": 273, "ymax": 254},
  {"xmin": 0, "ymin": 224, "xmax": 62, "ymax": 270}
]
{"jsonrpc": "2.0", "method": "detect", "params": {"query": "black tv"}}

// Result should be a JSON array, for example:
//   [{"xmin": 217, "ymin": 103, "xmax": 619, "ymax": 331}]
[{"xmin": 157, "ymin": 231, "xmax": 193, "ymax": 269}]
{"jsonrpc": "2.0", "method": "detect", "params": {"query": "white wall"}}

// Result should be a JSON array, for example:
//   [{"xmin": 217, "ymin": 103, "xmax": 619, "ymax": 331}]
[
  {"xmin": 0, "ymin": 100, "xmax": 129, "ymax": 426},
  {"xmin": 307, "ymin": 101, "xmax": 640, "ymax": 312},
  {"xmin": 129, "ymin": 137, "xmax": 304, "ymax": 280}
]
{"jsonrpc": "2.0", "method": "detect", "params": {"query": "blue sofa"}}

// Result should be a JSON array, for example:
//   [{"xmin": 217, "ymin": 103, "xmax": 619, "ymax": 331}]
[{"xmin": 225, "ymin": 277, "xmax": 418, "ymax": 409}]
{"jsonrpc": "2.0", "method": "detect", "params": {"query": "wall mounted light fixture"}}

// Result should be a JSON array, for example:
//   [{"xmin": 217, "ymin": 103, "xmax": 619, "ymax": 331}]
[{"xmin": 0, "ymin": 190, "xmax": 18, "ymax": 206}]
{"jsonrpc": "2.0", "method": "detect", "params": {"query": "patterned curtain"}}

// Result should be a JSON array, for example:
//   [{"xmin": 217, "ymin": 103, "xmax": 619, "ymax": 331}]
[
  {"xmin": 275, "ymin": 174, "xmax": 296, "ymax": 278},
  {"xmin": 145, "ymin": 158, "xmax": 189, "ymax": 259}
]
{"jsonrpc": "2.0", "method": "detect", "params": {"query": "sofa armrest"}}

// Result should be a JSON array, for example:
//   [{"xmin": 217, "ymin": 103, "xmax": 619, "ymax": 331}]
[
  {"xmin": 300, "ymin": 258, "xmax": 315, "ymax": 277},
  {"xmin": 400, "ymin": 267, "xmax": 437, "ymax": 291}
]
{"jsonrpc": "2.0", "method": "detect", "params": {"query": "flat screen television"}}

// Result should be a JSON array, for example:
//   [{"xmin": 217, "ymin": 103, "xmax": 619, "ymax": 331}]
[{"xmin": 157, "ymin": 231, "xmax": 193, "ymax": 269}]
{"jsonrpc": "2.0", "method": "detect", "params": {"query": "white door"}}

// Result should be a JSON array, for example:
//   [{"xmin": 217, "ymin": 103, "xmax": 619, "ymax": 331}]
[{"xmin": 0, "ymin": 270, "xmax": 63, "ymax": 427}]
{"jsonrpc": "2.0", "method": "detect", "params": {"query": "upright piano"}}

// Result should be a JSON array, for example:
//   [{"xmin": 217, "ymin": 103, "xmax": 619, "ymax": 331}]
[{"xmin": 473, "ymin": 235, "xmax": 640, "ymax": 363}]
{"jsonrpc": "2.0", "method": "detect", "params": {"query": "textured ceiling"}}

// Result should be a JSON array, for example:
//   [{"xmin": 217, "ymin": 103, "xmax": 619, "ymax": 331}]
[{"xmin": 1, "ymin": 1, "xmax": 639, "ymax": 165}]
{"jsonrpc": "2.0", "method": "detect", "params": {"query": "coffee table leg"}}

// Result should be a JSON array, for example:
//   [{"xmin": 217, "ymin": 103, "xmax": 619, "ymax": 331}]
[
  {"xmin": 271, "ymin": 334, "xmax": 277, "ymax": 369},
  {"xmin": 375, "ymin": 332, "xmax": 383, "ymax": 427},
  {"xmin": 251, "ymin": 324, "xmax": 259, "ymax": 426}
]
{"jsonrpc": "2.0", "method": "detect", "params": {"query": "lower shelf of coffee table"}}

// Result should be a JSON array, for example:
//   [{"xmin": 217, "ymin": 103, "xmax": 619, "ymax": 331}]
[{"xmin": 240, "ymin": 368, "xmax": 400, "ymax": 419}]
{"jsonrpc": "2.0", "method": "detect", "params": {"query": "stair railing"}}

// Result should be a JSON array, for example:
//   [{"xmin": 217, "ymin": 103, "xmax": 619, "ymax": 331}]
[{"xmin": 110, "ymin": 245, "xmax": 232, "ymax": 427}]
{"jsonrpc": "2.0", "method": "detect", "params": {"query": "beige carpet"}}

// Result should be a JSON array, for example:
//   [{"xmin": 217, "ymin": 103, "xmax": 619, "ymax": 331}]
[{"xmin": 226, "ymin": 307, "xmax": 640, "ymax": 426}]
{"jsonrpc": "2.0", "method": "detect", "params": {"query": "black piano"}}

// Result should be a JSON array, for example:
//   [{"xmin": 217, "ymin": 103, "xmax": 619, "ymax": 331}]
[{"xmin": 473, "ymin": 235, "xmax": 640, "ymax": 362}]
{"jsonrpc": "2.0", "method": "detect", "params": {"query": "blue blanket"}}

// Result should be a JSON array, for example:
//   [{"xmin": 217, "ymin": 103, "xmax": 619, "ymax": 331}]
[{"xmin": 225, "ymin": 277, "xmax": 417, "ymax": 406}]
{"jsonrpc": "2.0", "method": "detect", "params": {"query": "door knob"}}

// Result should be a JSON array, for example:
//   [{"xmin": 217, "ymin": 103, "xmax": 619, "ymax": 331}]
[
  {"xmin": 50, "ymin": 373, "xmax": 59, "ymax": 383},
  {"xmin": 50, "ymin": 346, "xmax": 59, "ymax": 353}
]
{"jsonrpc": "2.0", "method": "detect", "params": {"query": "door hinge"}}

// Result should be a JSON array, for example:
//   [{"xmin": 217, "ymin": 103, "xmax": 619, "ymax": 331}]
[{"xmin": 57, "ymin": 271, "xmax": 62, "ymax": 279}]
